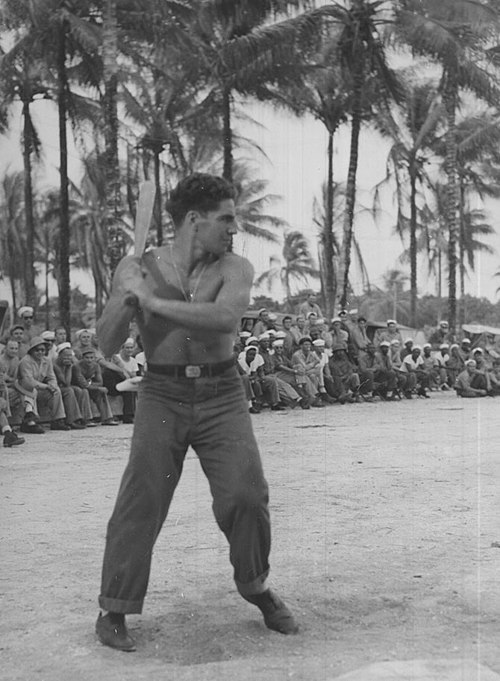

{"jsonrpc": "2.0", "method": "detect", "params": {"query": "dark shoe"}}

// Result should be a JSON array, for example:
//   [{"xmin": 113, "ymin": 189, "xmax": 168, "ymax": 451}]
[
  {"xmin": 249, "ymin": 406, "xmax": 261, "ymax": 414},
  {"xmin": 20, "ymin": 421, "xmax": 45, "ymax": 434},
  {"xmin": 244, "ymin": 590, "xmax": 299, "ymax": 635},
  {"xmin": 3, "ymin": 430, "xmax": 25, "ymax": 447},
  {"xmin": 95, "ymin": 612, "xmax": 136, "ymax": 652},
  {"xmin": 299, "ymin": 398, "xmax": 310, "ymax": 410},
  {"xmin": 404, "ymin": 391, "xmax": 413, "ymax": 399},
  {"xmin": 122, "ymin": 415, "xmax": 134, "ymax": 424},
  {"xmin": 102, "ymin": 418, "xmax": 120, "ymax": 426},
  {"xmin": 362, "ymin": 394, "xmax": 376, "ymax": 402},
  {"xmin": 84, "ymin": 420, "xmax": 99, "ymax": 427},
  {"xmin": 70, "ymin": 421, "xmax": 86, "ymax": 430},
  {"xmin": 50, "ymin": 420, "xmax": 71, "ymax": 431},
  {"xmin": 271, "ymin": 404, "xmax": 287, "ymax": 411},
  {"xmin": 311, "ymin": 398, "xmax": 326, "ymax": 407}
]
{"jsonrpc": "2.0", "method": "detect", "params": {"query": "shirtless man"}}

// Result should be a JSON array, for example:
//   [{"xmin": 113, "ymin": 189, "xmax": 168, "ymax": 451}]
[{"xmin": 95, "ymin": 173, "xmax": 298, "ymax": 652}]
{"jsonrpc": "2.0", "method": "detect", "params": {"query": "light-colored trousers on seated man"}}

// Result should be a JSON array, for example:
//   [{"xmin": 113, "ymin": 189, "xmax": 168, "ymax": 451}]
[{"xmin": 23, "ymin": 386, "xmax": 66, "ymax": 421}]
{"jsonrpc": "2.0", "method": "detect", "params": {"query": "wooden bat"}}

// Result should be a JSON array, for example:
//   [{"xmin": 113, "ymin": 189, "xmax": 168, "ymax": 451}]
[
  {"xmin": 133, "ymin": 180, "xmax": 156, "ymax": 256},
  {"xmin": 125, "ymin": 180, "xmax": 156, "ymax": 306}
]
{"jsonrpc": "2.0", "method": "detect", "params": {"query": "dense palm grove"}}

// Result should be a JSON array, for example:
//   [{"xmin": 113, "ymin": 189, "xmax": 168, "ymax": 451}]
[{"xmin": 1, "ymin": 0, "xmax": 500, "ymax": 335}]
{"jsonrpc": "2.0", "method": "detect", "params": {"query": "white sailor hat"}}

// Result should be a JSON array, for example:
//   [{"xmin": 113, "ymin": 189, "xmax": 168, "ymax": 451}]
[
  {"xmin": 274, "ymin": 331, "xmax": 287, "ymax": 339},
  {"xmin": 461, "ymin": 338, "xmax": 471, "ymax": 344},
  {"xmin": 41, "ymin": 330, "xmax": 55, "ymax": 341},
  {"xmin": 465, "ymin": 359, "xmax": 477, "ymax": 367},
  {"xmin": 331, "ymin": 316, "xmax": 341, "ymax": 323},
  {"xmin": 423, "ymin": 343, "xmax": 431, "ymax": 349},
  {"xmin": 380, "ymin": 340, "xmax": 390, "ymax": 347},
  {"xmin": 56, "ymin": 342, "xmax": 72, "ymax": 354},
  {"xmin": 312, "ymin": 339, "xmax": 325, "ymax": 347},
  {"xmin": 473, "ymin": 347, "xmax": 483, "ymax": 354},
  {"xmin": 246, "ymin": 336, "xmax": 259, "ymax": 346},
  {"xmin": 18, "ymin": 306, "xmax": 34, "ymax": 317},
  {"xmin": 412, "ymin": 344, "xmax": 422, "ymax": 351},
  {"xmin": 239, "ymin": 331, "xmax": 251, "ymax": 338},
  {"xmin": 390, "ymin": 339, "xmax": 400, "ymax": 345},
  {"xmin": 387, "ymin": 319, "xmax": 397, "ymax": 325},
  {"xmin": 439, "ymin": 343, "xmax": 450, "ymax": 350},
  {"xmin": 272, "ymin": 339, "xmax": 284, "ymax": 347},
  {"xmin": 258, "ymin": 332, "xmax": 271, "ymax": 341}
]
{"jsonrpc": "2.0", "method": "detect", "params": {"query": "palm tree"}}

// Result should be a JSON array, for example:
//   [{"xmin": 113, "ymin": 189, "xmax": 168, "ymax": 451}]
[
  {"xmin": 255, "ymin": 231, "xmax": 320, "ymax": 306},
  {"xmin": 0, "ymin": 171, "xmax": 27, "ymax": 312},
  {"xmin": 0, "ymin": 22, "xmax": 51, "ymax": 308},
  {"xmin": 332, "ymin": 0, "xmax": 403, "ymax": 309},
  {"xmin": 313, "ymin": 180, "xmax": 370, "ymax": 313},
  {"xmin": 394, "ymin": 0, "xmax": 500, "ymax": 335},
  {"xmin": 373, "ymin": 79, "xmax": 443, "ymax": 326}
]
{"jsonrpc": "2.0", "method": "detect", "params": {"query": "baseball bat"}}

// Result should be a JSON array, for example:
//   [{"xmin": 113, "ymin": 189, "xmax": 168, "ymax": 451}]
[{"xmin": 125, "ymin": 180, "xmax": 156, "ymax": 307}]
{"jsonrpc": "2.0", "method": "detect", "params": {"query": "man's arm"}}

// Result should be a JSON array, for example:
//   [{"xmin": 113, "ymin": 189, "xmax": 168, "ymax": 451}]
[
  {"xmin": 138, "ymin": 256, "xmax": 254, "ymax": 333},
  {"xmin": 96, "ymin": 256, "xmax": 137, "ymax": 358}
]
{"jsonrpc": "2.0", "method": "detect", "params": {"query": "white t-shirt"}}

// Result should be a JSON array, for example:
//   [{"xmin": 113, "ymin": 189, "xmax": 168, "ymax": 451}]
[{"xmin": 402, "ymin": 354, "xmax": 424, "ymax": 372}]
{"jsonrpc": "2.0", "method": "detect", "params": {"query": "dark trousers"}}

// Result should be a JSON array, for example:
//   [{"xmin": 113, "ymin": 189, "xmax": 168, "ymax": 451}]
[{"xmin": 99, "ymin": 367, "xmax": 271, "ymax": 614}]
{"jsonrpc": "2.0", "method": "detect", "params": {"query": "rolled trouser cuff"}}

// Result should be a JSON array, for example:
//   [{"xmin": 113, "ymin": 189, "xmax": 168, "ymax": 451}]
[
  {"xmin": 235, "ymin": 570, "xmax": 269, "ymax": 597},
  {"xmin": 98, "ymin": 595, "xmax": 143, "ymax": 614}
]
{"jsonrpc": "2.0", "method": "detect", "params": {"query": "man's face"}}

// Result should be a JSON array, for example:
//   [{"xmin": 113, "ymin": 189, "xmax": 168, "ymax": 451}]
[
  {"xmin": 59, "ymin": 349, "xmax": 73, "ymax": 365},
  {"xmin": 260, "ymin": 310, "xmax": 269, "ymax": 322},
  {"xmin": 301, "ymin": 341, "xmax": 312, "ymax": 353},
  {"xmin": 424, "ymin": 348, "xmax": 431, "ymax": 357},
  {"xmin": 30, "ymin": 344, "xmax": 46, "ymax": 360},
  {"xmin": 297, "ymin": 317, "xmax": 305, "ymax": 329},
  {"xmin": 412, "ymin": 349, "xmax": 421, "ymax": 359},
  {"xmin": 283, "ymin": 318, "xmax": 292, "ymax": 330},
  {"xmin": 246, "ymin": 348, "xmax": 257, "ymax": 362},
  {"xmin": 332, "ymin": 322, "xmax": 341, "ymax": 332},
  {"xmin": 388, "ymin": 323, "xmax": 396, "ymax": 332},
  {"xmin": 308, "ymin": 293, "xmax": 316, "ymax": 304},
  {"xmin": 122, "ymin": 342, "xmax": 134, "ymax": 357},
  {"xmin": 308, "ymin": 313, "xmax": 317, "ymax": 324},
  {"xmin": 11, "ymin": 329, "xmax": 24, "ymax": 343},
  {"xmin": 22, "ymin": 313, "xmax": 33, "ymax": 327},
  {"xmin": 440, "ymin": 323, "xmax": 449, "ymax": 331},
  {"xmin": 55, "ymin": 328, "xmax": 67, "ymax": 344},
  {"xmin": 259, "ymin": 340, "xmax": 269, "ymax": 351},
  {"xmin": 461, "ymin": 342, "xmax": 470, "ymax": 351},
  {"xmin": 194, "ymin": 199, "xmax": 238, "ymax": 255},
  {"xmin": 79, "ymin": 331, "xmax": 91, "ymax": 345},
  {"xmin": 405, "ymin": 342, "xmax": 413, "ymax": 351},
  {"xmin": 82, "ymin": 352, "xmax": 95, "ymax": 364},
  {"xmin": 5, "ymin": 340, "xmax": 19, "ymax": 358},
  {"xmin": 381, "ymin": 345, "xmax": 389, "ymax": 355},
  {"xmin": 310, "ymin": 328, "xmax": 320, "ymax": 340}
]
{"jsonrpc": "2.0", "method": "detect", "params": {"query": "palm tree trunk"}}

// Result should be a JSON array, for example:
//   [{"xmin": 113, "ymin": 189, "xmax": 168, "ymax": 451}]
[
  {"xmin": 323, "ymin": 130, "xmax": 337, "ymax": 319},
  {"xmin": 103, "ymin": 0, "xmax": 123, "ymax": 277},
  {"xmin": 22, "ymin": 100, "xmax": 37, "ymax": 308},
  {"xmin": 339, "ymin": 73, "xmax": 363, "ymax": 309},
  {"xmin": 154, "ymin": 150, "xmax": 162, "ymax": 246},
  {"xmin": 57, "ymin": 22, "xmax": 71, "ymax": 333},
  {"xmin": 458, "ymin": 180, "xmax": 466, "ymax": 329},
  {"xmin": 222, "ymin": 85, "xmax": 233, "ymax": 183},
  {"xmin": 442, "ymin": 75, "xmax": 459, "ymax": 338},
  {"xmin": 409, "ymin": 164, "xmax": 418, "ymax": 327}
]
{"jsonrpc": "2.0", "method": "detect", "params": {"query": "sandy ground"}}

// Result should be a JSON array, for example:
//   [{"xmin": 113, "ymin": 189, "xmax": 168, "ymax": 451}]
[{"xmin": 1, "ymin": 390, "xmax": 499, "ymax": 681}]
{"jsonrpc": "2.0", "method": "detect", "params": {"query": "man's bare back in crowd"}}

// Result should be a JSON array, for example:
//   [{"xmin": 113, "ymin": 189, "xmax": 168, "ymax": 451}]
[{"xmin": 95, "ymin": 173, "xmax": 298, "ymax": 652}]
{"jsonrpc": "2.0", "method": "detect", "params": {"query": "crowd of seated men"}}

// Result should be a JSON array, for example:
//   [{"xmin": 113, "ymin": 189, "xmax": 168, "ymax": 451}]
[
  {"xmin": 233, "ymin": 299, "xmax": 500, "ymax": 414},
  {"xmin": 0, "ymin": 306, "xmax": 144, "ymax": 447}
]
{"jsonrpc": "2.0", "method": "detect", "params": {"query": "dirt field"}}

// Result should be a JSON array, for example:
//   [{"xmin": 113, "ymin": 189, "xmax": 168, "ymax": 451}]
[{"xmin": 1, "ymin": 390, "xmax": 499, "ymax": 681}]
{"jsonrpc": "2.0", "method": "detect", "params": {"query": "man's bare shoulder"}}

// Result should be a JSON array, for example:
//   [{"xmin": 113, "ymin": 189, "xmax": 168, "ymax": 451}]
[{"xmin": 219, "ymin": 253, "xmax": 254, "ymax": 279}]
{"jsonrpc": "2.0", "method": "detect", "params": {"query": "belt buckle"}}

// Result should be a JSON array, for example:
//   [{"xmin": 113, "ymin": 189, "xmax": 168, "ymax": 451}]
[{"xmin": 185, "ymin": 364, "xmax": 201, "ymax": 378}]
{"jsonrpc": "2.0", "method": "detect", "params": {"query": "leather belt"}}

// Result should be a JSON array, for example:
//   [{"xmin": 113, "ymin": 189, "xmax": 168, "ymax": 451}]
[{"xmin": 147, "ymin": 357, "xmax": 235, "ymax": 378}]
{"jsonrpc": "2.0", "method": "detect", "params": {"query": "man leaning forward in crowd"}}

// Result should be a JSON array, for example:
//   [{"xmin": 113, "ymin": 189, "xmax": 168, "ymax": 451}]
[{"xmin": 95, "ymin": 173, "xmax": 298, "ymax": 652}]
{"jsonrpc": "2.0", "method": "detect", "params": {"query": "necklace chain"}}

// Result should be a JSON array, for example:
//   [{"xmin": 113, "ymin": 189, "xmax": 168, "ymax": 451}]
[{"xmin": 169, "ymin": 245, "xmax": 207, "ymax": 303}]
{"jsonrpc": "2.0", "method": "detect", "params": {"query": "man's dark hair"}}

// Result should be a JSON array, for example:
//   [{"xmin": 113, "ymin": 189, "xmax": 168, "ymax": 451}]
[
  {"xmin": 283, "ymin": 315, "xmax": 292, "ymax": 323},
  {"xmin": 166, "ymin": 173, "xmax": 236, "ymax": 227}
]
